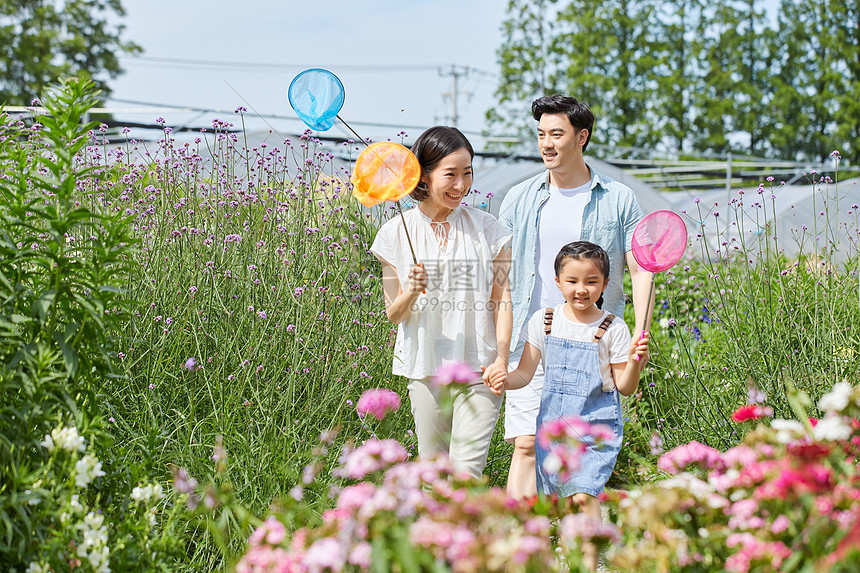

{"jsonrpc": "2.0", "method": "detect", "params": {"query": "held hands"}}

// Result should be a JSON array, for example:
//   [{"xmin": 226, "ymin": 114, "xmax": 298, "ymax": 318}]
[
  {"xmin": 407, "ymin": 262, "xmax": 428, "ymax": 295},
  {"xmin": 630, "ymin": 330, "xmax": 651, "ymax": 368},
  {"xmin": 481, "ymin": 360, "xmax": 508, "ymax": 396}
]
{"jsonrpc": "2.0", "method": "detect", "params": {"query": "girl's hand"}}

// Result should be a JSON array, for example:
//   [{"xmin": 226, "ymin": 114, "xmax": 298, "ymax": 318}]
[
  {"xmin": 407, "ymin": 262, "xmax": 428, "ymax": 295},
  {"xmin": 481, "ymin": 361, "xmax": 507, "ymax": 396},
  {"xmin": 630, "ymin": 330, "xmax": 650, "ymax": 367}
]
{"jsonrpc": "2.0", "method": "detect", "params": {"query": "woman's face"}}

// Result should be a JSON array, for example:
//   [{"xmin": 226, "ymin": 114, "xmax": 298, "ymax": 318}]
[{"xmin": 422, "ymin": 147, "xmax": 473, "ymax": 214}]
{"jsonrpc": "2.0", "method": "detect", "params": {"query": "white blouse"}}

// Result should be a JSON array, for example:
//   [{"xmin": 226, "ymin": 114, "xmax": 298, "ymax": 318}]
[{"xmin": 371, "ymin": 206, "xmax": 512, "ymax": 379}]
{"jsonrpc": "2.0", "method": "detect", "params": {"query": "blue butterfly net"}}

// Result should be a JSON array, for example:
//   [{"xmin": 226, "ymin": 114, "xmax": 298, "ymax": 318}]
[{"xmin": 288, "ymin": 68, "xmax": 345, "ymax": 131}]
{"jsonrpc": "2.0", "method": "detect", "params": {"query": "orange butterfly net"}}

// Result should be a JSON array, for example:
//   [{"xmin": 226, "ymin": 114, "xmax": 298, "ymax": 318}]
[
  {"xmin": 350, "ymin": 142, "xmax": 420, "ymax": 207},
  {"xmin": 287, "ymin": 68, "xmax": 421, "ymax": 264}
]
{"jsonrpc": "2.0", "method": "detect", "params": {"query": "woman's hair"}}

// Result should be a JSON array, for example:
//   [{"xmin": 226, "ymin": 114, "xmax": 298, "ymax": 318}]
[
  {"xmin": 409, "ymin": 126, "xmax": 474, "ymax": 202},
  {"xmin": 554, "ymin": 241, "xmax": 610, "ymax": 309}
]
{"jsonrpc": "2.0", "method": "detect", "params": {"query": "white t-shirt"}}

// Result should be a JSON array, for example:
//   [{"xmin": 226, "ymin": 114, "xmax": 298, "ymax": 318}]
[
  {"xmin": 522, "ymin": 305, "xmax": 631, "ymax": 392},
  {"xmin": 527, "ymin": 182, "xmax": 592, "ymax": 323},
  {"xmin": 371, "ymin": 206, "xmax": 512, "ymax": 379}
]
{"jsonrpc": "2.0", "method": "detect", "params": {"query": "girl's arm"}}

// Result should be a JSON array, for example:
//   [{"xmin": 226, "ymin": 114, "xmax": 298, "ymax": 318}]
[
  {"xmin": 611, "ymin": 331, "xmax": 650, "ymax": 396},
  {"xmin": 379, "ymin": 259, "xmax": 427, "ymax": 324},
  {"xmin": 506, "ymin": 342, "xmax": 541, "ymax": 390}
]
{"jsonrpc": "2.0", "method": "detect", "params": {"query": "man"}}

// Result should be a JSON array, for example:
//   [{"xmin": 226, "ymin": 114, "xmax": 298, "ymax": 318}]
[{"xmin": 498, "ymin": 94, "xmax": 653, "ymax": 499}]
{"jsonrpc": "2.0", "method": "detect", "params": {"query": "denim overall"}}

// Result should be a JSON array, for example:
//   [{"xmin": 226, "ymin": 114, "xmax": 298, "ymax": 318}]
[{"xmin": 535, "ymin": 310, "xmax": 624, "ymax": 498}]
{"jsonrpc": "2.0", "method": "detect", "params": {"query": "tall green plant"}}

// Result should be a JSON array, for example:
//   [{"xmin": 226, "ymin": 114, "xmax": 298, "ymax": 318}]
[
  {"xmin": 0, "ymin": 78, "xmax": 179, "ymax": 571},
  {"xmin": 632, "ymin": 172, "xmax": 860, "ymax": 452}
]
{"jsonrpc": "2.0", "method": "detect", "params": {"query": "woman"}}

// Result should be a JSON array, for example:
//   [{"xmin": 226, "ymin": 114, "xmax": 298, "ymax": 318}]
[{"xmin": 370, "ymin": 126, "xmax": 512, "ymax": 478}]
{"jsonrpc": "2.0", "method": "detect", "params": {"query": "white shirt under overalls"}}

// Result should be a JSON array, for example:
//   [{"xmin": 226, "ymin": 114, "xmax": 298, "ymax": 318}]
[{"xmin": 523, "ymin": 305, "xmax": 631, "ymax": 392}]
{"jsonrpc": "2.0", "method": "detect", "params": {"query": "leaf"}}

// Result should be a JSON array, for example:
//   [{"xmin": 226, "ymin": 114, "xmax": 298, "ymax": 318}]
[
  {"xmin": 31, "ymin": 289, "xmax": 57, "ymax": 322},
  {"xmin": 53, "ymin": 329, "xmax": 79, "ymax": 377},
  {"xmin": 371, "ymin": 533, "xmax": 389, "ymax": 573}
]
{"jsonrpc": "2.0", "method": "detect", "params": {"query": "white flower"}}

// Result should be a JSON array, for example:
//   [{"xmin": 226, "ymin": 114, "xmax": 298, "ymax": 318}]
[
  {"xmin": 41, "ymin": 425, "xmax": 85, "ymax": 454},
  {"xmin": 75, "ymin": 455, "xmax": 106, "ymax": 488},
  {"xmin": 542, "ymin": 452, "xmax": 562, "ymax": 476},
  {"xmin": 76, "ymin": 512, "xmax": 110, "ymax": 573},
  {"xmin": 770, "ymin": 419, "xmax": 805, "ymax": 443},
  {"xmin": 819, "ymin": 382, "xmax": 854, "ymax": 414},
  {"xmin": 131, "ymin": 483, "xmax": 164, "ymax": 504},
  {"xmin": 70, "ymin": 494, "xmax": 84, "ymax": 513},
  {"xmin": 25, "ymin": 561, "xmax": 49, "ymax": 573},
  {"xmin": 813, "ymin": 415, "xmax": 852, "ymax": 442},
  {"xmin": 660, "ymin": 472, "xmax": 713, "ymax": 500},
  {"xmin": 659, "ymin": 317, "xmax": 670, "ymax": 329}
]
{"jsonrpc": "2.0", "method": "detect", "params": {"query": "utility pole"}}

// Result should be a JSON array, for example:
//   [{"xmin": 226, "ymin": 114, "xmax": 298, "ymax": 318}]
[{"xmin": 439, "ymin": 65, "xmax": 470, "ymax": 127}]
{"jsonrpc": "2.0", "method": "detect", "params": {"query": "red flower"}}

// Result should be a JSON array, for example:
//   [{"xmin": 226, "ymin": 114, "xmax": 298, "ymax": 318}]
[
  {"xmin": 787, "ymin": 441, "xmax": 831, "ymax": 460},
  {"xmin": 731, "ymin": 404, "xmax": 773, "ymax": 422}
]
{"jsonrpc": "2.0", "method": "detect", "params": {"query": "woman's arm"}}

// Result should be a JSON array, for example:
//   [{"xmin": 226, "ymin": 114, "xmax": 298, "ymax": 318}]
[
  {"xmin": 490, "ymin": 247, "xmax": 512, "ymax": 365},
  {"xmin": 482, "ymin": 248, "xmax": 512, "ymax": 387},
  {"xmin": 379, "ymin": 259, "xmax": 427, "ymax": 324}
]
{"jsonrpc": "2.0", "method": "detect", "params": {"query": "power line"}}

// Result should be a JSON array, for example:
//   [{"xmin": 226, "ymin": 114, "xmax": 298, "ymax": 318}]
[
  {"xmin": 107, "ymin": 97, "xmax": 488, "ymax": 137},
  {"xmin": 122, "ymin": 55, "xmax": 497, "ymax": 75}
]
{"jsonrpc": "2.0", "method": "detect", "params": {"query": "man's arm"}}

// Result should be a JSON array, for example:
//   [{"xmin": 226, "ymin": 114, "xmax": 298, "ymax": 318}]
[{"xmin": 626, "ymin": 250, "xmax": 655, "ymax": 336}]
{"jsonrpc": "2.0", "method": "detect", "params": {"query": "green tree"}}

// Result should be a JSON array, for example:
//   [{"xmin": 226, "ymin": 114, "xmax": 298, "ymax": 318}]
[
  {"xmin": 486, "ymin": 0, "xmax": 564, "ymax": 144},
  {"xmin": 690, "ymin": 0, "xmax": 774, "ymax": 155},
  {"xmin": 733, "ymin": 0, "xmax": 778, "ymax": 155},
  {"xmin": 651, "ymin": 0, "xmax": 707, "ymax": 153},
  {"xmin": 0, "ymin": 0, "xmax": 140, "ymax": 105},
  {"xmin": 831, "ymin": 0, "xmax": 859, "ymax": 160},
  {"xmin": 556, "ymin": 0, "xmax": 658, "ymax": 153},
  {"xmin": 770, "ymin": 0, "xmax": 845, "ymax": 160}
]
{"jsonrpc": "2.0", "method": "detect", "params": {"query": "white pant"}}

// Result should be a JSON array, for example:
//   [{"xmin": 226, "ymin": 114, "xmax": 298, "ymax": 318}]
[{"xmin": 407, "ymin": 378, "xmax": 503, "ymax": 479}]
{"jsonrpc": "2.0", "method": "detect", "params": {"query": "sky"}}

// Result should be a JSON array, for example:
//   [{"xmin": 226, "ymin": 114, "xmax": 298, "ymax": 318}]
[
  {"xmin": 107, "ymin": 0, "xmax": 782, "ymax": 150},
  {"xmin": 107, "ymin": 0, "xmax": 505, "ymax": 146}
]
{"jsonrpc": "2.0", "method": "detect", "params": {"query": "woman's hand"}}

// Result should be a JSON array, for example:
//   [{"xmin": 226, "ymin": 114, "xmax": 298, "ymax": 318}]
[
  {"xmin": 481, "ymin": 359, "xmax": 508, "ymax": 397},
  {"xmin": 407, "ymin": 262, "xmax": 428, "ymax": 295}
]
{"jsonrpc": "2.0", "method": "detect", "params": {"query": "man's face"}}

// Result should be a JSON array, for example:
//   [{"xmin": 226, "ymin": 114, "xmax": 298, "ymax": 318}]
[{"xmin": 537, "ymin": 113, "xmax": 587, "ymax": 171}]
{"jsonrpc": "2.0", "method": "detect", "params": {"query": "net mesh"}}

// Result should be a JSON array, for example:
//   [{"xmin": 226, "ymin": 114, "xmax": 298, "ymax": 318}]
[
  {"xmin": 631, "ymin": 210, "xmax": 687, "ymax": 273},
  {"xmin": 351, "ymin": 142, "xmax": 421, "ymax": 207},
  {"xmin": 288, "ymin": 68, "xmax": 345, "ymax": 131}
]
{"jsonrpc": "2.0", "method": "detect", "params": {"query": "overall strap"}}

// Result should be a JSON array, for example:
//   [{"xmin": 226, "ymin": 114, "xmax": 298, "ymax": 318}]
[
  {"xmin": 592, "ymin": 314, "xmax": 616, "ymax": 342},
  {"xmin": 544, "ymin": 307, "xmax": 554, "ymax": 336}
]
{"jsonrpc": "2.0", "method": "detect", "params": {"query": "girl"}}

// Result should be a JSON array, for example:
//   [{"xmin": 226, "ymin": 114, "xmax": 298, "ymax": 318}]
[
  {"xmin": 370, "ymin": 126, "xmax": 512, "ymax": 479},
  {"xmin": 487, "ymin": 240, "xmax": 648, "ymax": 534}
]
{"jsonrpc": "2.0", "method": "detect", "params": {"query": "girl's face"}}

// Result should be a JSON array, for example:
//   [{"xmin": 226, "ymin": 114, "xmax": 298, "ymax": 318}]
[
  {"xmin": 421, "ymin": 147, "xmax": 473, "ymax": 215},
  {"xmin": 555, "ymin": 257, "xmax": 608, "ymax": 312}
]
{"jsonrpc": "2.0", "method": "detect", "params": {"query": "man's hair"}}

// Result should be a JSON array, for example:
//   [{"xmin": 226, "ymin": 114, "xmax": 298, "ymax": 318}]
[
  {"xmin": 531, "ymin": 94, "xmax": 595, "ymax": 152},
  {"xmin": 409, "ymin": 126, "xmax": 474, "ymax": 202}
]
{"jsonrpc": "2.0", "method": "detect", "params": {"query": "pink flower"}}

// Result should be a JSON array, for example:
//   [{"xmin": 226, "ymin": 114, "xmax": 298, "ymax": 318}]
[
  {"xmin": 341, "ymin": 439, "xmax": 408, "ymax": 479},
  {"xmin": 771, "ymin": 514, "xmax": 790, "ymax": 534},
  {"xmin": 337, "ymin": 482, "xmax": 377, "ymax": 513},
  {"xmin": 731, "ymin": 404, "xmax": 773, "ymax": 422},
  {"xmin": 303, "ymin": 537, "xmax": 346, "ymax": 572},
  {"xmin": 536, "ymin": 416, "xmax": 614, "ymax": 481},
  {"xmin": 658, "ymin": 441, "xmax": 724, "ymax": 474},
  {"xmin": 433, "ymin": 361, "xmax": 478, "ymax": 387},
  {"xmin": 537, "ymin": 416, "xmax": 615, "ymax": 449},
  {"xmin": 347, "ymin": 542, "xmax": 371, "ymax": 569},
  {"xmin": 558, "ymin": 513, "xmax": 621, "ymax": 544},
  {"xmin": 356, "ymin": 388, "xmax": 401, "ymax": 421}
]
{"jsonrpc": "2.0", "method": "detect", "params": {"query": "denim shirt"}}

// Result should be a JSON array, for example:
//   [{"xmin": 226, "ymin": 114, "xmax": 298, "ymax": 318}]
[{"xmin": 498, "ymin": 166, "xmax": 644, "ymax": 353}]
